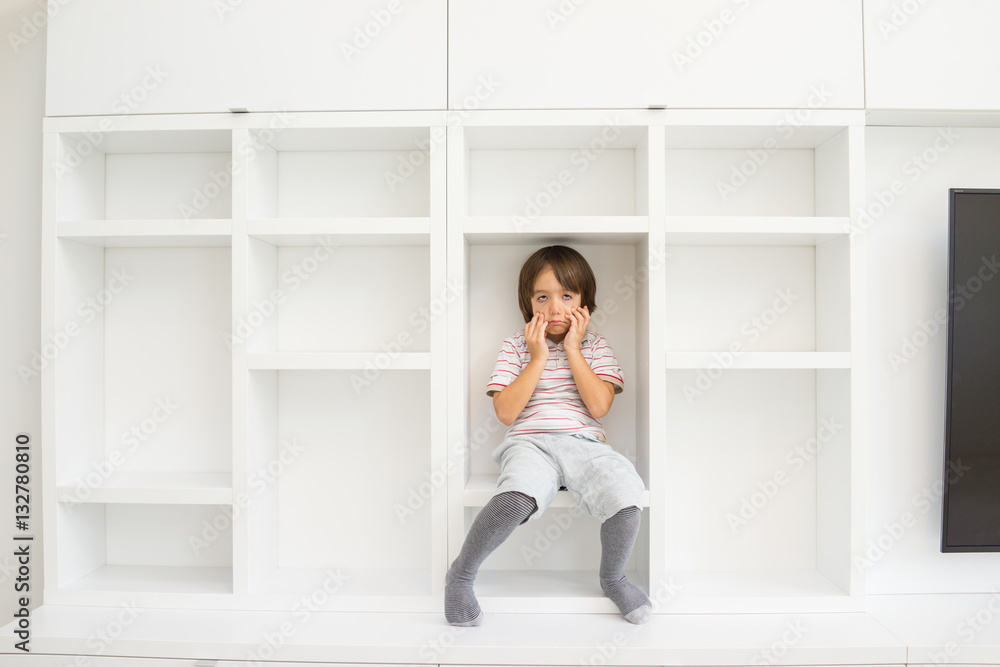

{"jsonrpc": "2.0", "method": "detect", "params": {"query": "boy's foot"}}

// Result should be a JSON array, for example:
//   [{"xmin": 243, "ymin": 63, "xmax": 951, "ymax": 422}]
[
  {"xmin": 601, "ymin": 575, "xmax": 652, "ymax": 624},
  {"xmin": 442, "ymin": 492, "xmax": 536, "ymax": 626},
  {"xmin": 444, "ymin": 564, "xmax": 484, "ymax": 626},
  {"xmin": 599, "ymin": 506, "xmax": 651, "ymax": 624},
  {"xmin": 624, "ymin": 603, "xmax": 652, "ymax": 624}
]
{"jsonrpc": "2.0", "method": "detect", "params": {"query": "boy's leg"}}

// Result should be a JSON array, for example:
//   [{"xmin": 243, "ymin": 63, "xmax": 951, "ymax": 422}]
[
  {"xmin": 600, "ymin": 505, "xmax": 652, "ymax": 624},
  {"xmin": 445, "ymin": 490, "xmax": 537, "ymax": 626},
  {"xmin": 554, "ymin": 438, "xmax": 650, "ymax": 623}
]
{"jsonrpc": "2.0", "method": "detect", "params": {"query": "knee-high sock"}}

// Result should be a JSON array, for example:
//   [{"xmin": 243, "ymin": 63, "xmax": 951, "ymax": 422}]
[
  {"xmin": 445, "ymin": 490, "xmax": 537, "ymax": 625},
  {"xmin": 599, "ymin": 506, "xmax": 652, "ymax": 624}
]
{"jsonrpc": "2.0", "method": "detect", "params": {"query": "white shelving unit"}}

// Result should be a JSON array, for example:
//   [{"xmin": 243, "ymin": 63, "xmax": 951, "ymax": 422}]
[
  {"xmin": 658, "ymin": 117, "xmax": 866, "ymax": 613},
  {"xmin": 41, "ymin": 109, "xmax": 864, "ymax": 616},
  {"xmin": 42, "ymin": 124, "xmax": 237, "ymax": 604},
  {"xmin": 41, "ymin": 113, "xmax": 448, "ymax": 611},
  {"xmin": 445, "ymin": 110, "xmax": 865, "ymax": 614},
  {"xmin": 447, "ymin": 118, "xmax": 656, "ymax": 613}
]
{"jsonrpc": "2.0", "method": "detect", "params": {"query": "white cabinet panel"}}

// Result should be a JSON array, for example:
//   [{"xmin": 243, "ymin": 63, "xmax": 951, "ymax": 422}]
[
  {"xmin": 659, "ymin": 0, "xmax": 865, "ymax": 109},
  {"xmin": 864, "ymin": 0, "xmax": 1000, "ymax": 110},
  {"xmin": 449, "ymin": 0, "xmax": 665, "ymax": 109},
  {"xmin": 449, "ymin": 0, "xmax": 863, "ymax": 110},
  {"xmin": 244, "ymin": 0, "xmax": 446, "ymax": 112},
  {"xmin": 46, "ymin": 0, "xmax": 446, "ymax": 115},
  {"xmin": 46, "ymin": 0, "xmax": 249, "ymax": 116}
]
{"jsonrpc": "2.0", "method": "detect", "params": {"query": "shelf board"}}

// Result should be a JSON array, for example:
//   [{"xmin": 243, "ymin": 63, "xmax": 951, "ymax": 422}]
[
  {"xmin": 250, "ymin": 567, "xmax": 431, "ymax": 600},
  {"xmin": 474, "ymin": 568, "xmax": 647, "ymax": 613},
  {"xmin": 664, "ymin": 216, "xmax": 849, "ymax": 245},
  {"xmin": 255, "ymin": 125, "xmax": 433, "ymax": 151},
  {"xmin": 668, "ymin": 568, "xmax": 848, "ymax": 598},
  {"xmin": 0, "ymin": 603, "xmax": 908, "ymax": 664},
  {"xmin": 665, "ymin": 351, "xmax": 850, "ymax": 370},
  {"xmin": 463, "ymin": 124, "xmax": 651, "ymax": 149},
  {"xmin": 57, "ymin": 219, "xmax": 232, "ymax": 246},
  {"xmin": 660, "ymin": 568, "xmax": 860, "ymax": 613},
  {"xmin": 662, "ymin": 120, "xmax": 856, "ymax": 148},
  {"xmin": 55, "ymin": 472, "xmax": 232, "ymax": 505},
  {"xmin": 248, "ymin": 352, "xmax": 431, "ymax": 370},
  {"xmin": 465, "ymin": 474, "xmax": 650, "ymax": 508},
  {"xmin": 462, "ymin": 215, "xmax": 648, "ymax": 244},
  {"xmin": 247, "ymin": 217, "xmax": 431, "ymax": 246},
  {"xmin": 58, "ymin": 128, "xmax": 233, "ymax": 153},
  {"xmin": 60, "ymin": 564, "xmax": 232, "ymax": 595},
  {"xmin": 865, "ymin": 108, "xmax": 1000, "ymax": 128}
]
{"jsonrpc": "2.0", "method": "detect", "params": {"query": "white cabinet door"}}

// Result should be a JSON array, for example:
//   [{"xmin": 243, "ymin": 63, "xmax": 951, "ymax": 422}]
[
  {"xmin": 658, "ymin": 0, "xmax": 865, "ymax": 109},
  {"xmin": 46, "ymin": 0, "xmax": 248, "ymax": 116},
  {"xmin": 448, "ymin": 0, "xmax": 666, "ymax": 110},
  {"xmin": 244, "ymin": 0, "xmax": 446, "ymax": 112},
  {"xmin": 45, "ymin": 0, "xmax": 446, "ymax": 116},
  {"xmin": 449, "ymin": 0, "xmax": 863, "ymax": 110},
  {"xmin": 864, "ymin": 0, "xmax": 1000, "ymax": 110}
]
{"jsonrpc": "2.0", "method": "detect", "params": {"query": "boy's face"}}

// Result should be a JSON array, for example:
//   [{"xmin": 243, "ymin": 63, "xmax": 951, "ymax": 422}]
[{"xmin": 530, "ymin": 266, "xmax": 582, "ymax": 343}]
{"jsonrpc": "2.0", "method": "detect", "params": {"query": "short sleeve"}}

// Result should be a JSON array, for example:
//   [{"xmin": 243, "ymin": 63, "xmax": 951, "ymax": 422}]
[
  {"xmin": 486, "ymin": 337, "xmax": 523, "ymax": 396},
  {"xmin": 589, "ymin": 335, "xmax": 624, "ymax": 394}
]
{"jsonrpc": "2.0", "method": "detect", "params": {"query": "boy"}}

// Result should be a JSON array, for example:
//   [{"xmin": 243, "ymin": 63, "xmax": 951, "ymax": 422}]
[{"xmin": 445, "ymin": 245, "xmax": 650, "ymax": 626}]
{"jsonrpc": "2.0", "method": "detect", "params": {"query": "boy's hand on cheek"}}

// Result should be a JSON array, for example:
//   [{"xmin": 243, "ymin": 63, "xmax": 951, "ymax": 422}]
[
  {"xmin": 526, "ymin": 312, "xmax": 549, "ymax": 363},
  {"xmin": 564, "ymin": 306, "xmax": 589, "ymax": 351}
]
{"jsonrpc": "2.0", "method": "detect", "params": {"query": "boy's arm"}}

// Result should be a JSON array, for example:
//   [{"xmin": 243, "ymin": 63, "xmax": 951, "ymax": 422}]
[
  {"xmin": 566, "ymin": 351, "xmax": 615, "ymax": 419},
  {"xmin": 564, "ymin": 306, "xmax": 616, "ymax": 420},
  {"xmin": 492, "ymin": 313, "xmax": 551, "ymax": 426},
  {"xmin": 492, "ymin": 357, "xmax": 546, "ymax": 425}
]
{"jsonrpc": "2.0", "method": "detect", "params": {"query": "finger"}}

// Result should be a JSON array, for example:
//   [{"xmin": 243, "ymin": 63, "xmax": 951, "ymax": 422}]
[
  {"xmin": 534, "ymin": 314, "xmax": 546, "ymax": 337},
  {"xmin": 565, "ymin": 316, "xmax": 580, "ymax": 344}
]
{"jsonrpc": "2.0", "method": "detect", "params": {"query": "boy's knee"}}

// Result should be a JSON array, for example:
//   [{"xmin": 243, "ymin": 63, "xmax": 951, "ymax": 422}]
[{"xmin": 493, "ymin": 490, "xmax": 537, "ymax": 522}]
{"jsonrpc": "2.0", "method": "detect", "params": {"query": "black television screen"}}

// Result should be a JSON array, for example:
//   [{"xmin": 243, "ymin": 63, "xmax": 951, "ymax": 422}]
[{"xmin": 942, "ymin": 188, "xmax": 1000, "ymax": 552}]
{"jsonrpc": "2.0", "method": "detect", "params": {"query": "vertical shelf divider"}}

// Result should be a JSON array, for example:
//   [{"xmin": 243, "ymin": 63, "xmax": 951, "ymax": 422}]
[
  {"xmin": 846, "ymin": 123, "xmax": 867, "ymax": 598},
  {"xmin": 231, "ymin": 127, "xmax": 250, "ymax": 596},
  {"xmin": 429, "ymin": 121, "xmax": 449, "ymax": 595},
  {"xmin": 41, "ymin": 131, "xmax": 60, "ymax": 599},
  {"xmin": 645, "ymin": 124, "xmax": 668, "ymax": 604},
  {"xmin": 446, "ymin": 125, "xmax": 468, "ymax": 567}
]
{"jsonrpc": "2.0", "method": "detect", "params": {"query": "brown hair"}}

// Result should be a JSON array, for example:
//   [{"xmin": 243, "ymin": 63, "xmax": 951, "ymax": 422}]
[{"xmin": 517, "ymin": 245, "xmax": 598, "ymax": 323}]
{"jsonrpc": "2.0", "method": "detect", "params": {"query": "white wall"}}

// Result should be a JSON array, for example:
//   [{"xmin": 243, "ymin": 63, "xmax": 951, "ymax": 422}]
[
  {"xmin": 0, "ymin": 0, "xmax": 46, "ymax": 621},
  {"xmin": 864, "ymin": 126, "xmax": 1000, "ymax": 593}
]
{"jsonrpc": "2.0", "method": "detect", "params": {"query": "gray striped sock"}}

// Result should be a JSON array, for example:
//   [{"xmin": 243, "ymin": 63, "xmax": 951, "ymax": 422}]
[
  {"xmin": 600, "ymin": 506, "xmax": 651, "ymax": 623},
  {"xmin": 445, "ymin": 491, "xmax": 537, "ymax": 625}
]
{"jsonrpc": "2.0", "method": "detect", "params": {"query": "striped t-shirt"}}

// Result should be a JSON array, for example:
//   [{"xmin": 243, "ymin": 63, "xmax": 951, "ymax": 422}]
[{"xmin": 486, "ymin": 330, "xmax": 624, "ymax": 442}]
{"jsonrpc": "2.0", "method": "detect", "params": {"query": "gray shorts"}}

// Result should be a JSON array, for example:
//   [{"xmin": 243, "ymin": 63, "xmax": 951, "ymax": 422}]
[{"xmin": 489, "ymin": 431, "xmax": 645, "ymax": 523}]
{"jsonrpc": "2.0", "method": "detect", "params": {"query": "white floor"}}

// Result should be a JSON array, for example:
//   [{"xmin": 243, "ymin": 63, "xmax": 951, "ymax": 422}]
[{"xmin": 4, "ymin": 594, "xmax": 1000, "ymax": 665}]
